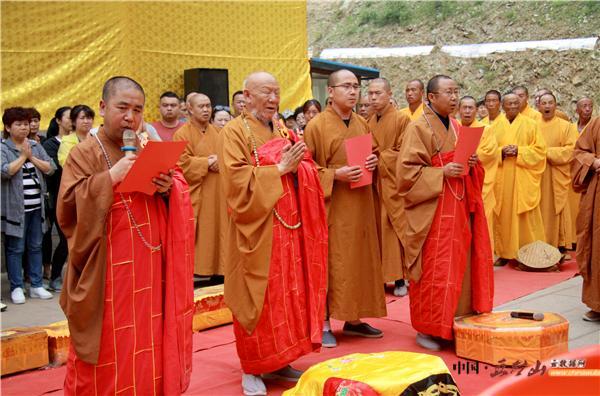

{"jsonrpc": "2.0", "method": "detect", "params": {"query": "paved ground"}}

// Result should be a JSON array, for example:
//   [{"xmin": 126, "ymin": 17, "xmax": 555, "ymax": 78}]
[{"xmin": 2, "ymin": 271, "xmax": 598, "ymax": 350}]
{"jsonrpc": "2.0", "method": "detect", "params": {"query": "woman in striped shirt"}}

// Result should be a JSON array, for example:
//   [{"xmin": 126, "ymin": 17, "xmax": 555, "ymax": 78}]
[{"xmin": 1, "ymin": 107, "xmax": 56, "ymax": 304}]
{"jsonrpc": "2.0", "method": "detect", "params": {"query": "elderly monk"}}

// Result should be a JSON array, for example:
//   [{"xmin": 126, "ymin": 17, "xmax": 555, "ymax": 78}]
[
  {"xmin": 572, "ymin": 117, "xmax": 600, "ymax": 322},
  {"xmin": 397, "ymin": 75, "xmax": 493, "ymax": 351},
  {"xmin": 400, "ymin": 79, "xmax": 425, "ymax": 121},
  {"xmin": 538, "ymin": 93, "xmax": 578, "ymax": 249},
  {"xmin": 513, "ymin": 85, "xmax": 542, "ymax": 121},
  {"xmin": 460, "ymin": 96, "xmax": 500, "ymax": 253},
  {"xmin": 482, "ymin": 90, "xmax": 503, "ymax": 126},
  {"xmin": 357, "ymin": 94, "xmax": 372, "ymax": 119},
  {"xmin": 304, "ymin": 69, "xmax": 386, "ymax": 348},
  {"xmin": 576, "ymin": 97, "xmax": 594, "ymax": 134},
  {"xmin": 173, "ymin": 93, "xmax": 226, "ymax": 276},
  {"xmin": 218, "ymin": 71, "xmax": 328, "ymax": 396},
  {"xmin": 57, "ymin": 76, "xmax": 194, "ymax": 395},
  {"xmin": 366, "ymin": 78, "xmax": 411, "ymax": 297},
  {"xmin": 492, "ymin": 93, "xmax": 546, "ymax": 263},
  {"xmin": 534, "ymin": 88, "xmax": 570, "ymax": 121}
]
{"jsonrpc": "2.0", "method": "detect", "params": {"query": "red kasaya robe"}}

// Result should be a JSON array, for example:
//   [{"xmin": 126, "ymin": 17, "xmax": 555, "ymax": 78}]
[
  {"xmin": 62, "ymin": 168, "xmax": 194, "ymax": 394},
  {"xmin": 232, "ymin": 135, "xmax": 328, "ymax": 375},
  {"xmin": 409, "ymin": 151, "xmax": 494, "ymax": 340}
]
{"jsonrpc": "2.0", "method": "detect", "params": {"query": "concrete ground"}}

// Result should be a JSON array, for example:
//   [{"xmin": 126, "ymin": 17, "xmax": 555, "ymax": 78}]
[{"xmin": 1, "ymin": 271, "xmax": 598, "ymax": 350}]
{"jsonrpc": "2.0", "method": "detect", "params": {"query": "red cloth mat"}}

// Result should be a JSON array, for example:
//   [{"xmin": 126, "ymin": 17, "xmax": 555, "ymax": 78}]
[{"xmin": 0, "ymin": 260, "xmax": 580, "ymax": 395}]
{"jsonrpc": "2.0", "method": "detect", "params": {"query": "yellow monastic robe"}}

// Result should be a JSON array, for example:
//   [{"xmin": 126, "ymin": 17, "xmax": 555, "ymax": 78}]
[
  {"xmin": 465, "ymin": 119, "xmax": 501, "ymax": 253},
  {"xmin": 367, "ymin": 105, "xmax": 411, "ymax": 282},
  {"xmin": 304, "ymin": 106, "xmax": 386, "ymax": 321},
  {"xmin": 492, "ymin": 114, "xmax": 547, "ymax": 259},
  {"xmin": 399, "ymin": 102, "xmax": 424, "ymax": 121},
  {"xmin": 520, "ymin": 104, "xmax": 542, "ymax": 121},
  {"xmin": 481, "ymin": 113, "xmax": 504, "ymax": 127},
  {"xmin": 538, "ymin": 117, "xmax": 578, "ymax": 248},
  {"xmin": 173, "ymin": 122, "xmax": 226, "ymax": 275}
]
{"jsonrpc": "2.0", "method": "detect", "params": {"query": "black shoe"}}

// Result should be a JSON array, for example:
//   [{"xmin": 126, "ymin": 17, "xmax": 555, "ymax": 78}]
[{"xmin": 342, "ymin": 322, "xmax": 383, "ymax": 338}]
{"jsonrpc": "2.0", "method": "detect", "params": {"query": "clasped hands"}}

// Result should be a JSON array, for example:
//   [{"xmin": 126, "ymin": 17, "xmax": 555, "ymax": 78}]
[
  {"xmin": 109, "ymin": 154, "xmax": 174, "ymax": 194},
  {"xmin": 334, "ymin": 154, "xmax": 378, "ymax": 183},
  {"xmin": 277, "ymin": 141, "xmax": 307, "ymax": 175},
  {"xmin": 502, "ymin": 145, "xmax": 518, "ymax": 160},
  {"xmin": 443, "ymin": 154, "xmax": 478, "ymax": 178}
]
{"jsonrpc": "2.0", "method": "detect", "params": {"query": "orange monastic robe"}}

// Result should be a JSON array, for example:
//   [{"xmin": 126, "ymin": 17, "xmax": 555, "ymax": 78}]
[
  {"xmin": 399, "ymin": 102, "xmax": 424, "ymax": 121},
  {"xmin": 492, "ymin": 114, "xmax": 547, "ymax": 259},
  {"xmin": 219, "ymin": 111, "xmax": 327, "ymax": 374},
  {"xmin": 397, "ymin": 106, "xmax": 493, "ymax": 340},
  {"xmin": 304, "ymin": 106, "xmax": 387, "ymax": 321},
  {"xmin": 58, "ymin": 128, "xmax": 194, "ymax": 395},
  {"xmin": 538, "ymin": 117, "xmax": 578, "ymax": 248},
  {"xmin": 368, "ymin": 105, "xmax": 411, "ymax": 282},
  {"xmin": 572, "ymin": 117, "xmax": 600, "ymax": 311},
  {"xmin": 173, "ymin": 122, "xmax": 226, "ymax": 275},
  {"xmin": 569, "ymin": 120, "xmax": 593, "ymax": 245}
]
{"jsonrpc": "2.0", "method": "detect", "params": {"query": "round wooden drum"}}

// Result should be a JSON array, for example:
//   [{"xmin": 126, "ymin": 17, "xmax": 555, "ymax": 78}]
[{"xmin": 454, "ymin": 311, "xmax": 569, "ymax": 366}]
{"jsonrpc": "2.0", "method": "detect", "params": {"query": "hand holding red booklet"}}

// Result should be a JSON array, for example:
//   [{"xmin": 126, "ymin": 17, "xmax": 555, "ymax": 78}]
[
  {"xmin": 451, "ymin": 119, "xmax": 485, "ymax": 175},
  {"xmin": 344, "ymin": 133, "xmax": 373, "ymax": 189},
  {"xmin": 116, "ymin": 140, "xmax": 188, "ymax": 195}
]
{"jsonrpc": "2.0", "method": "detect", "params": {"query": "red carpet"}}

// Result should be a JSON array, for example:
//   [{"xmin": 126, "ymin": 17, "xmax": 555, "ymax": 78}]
[{"xmin": 1, "ymin": 261, "xmax": 579, "ymax": 396}]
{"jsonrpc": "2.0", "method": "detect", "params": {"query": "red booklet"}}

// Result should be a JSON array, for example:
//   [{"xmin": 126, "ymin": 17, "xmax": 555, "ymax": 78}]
[
  {"xmin": 116, "ymin": 140, "xmax": 188, "ymax": 195},
  {"xmin": 451, "ymin": 119, "xmax": 485, "ymax": 175},
  {"xmin": 344, "ymin": 133, "xmax": 373, "ymax": 189}
]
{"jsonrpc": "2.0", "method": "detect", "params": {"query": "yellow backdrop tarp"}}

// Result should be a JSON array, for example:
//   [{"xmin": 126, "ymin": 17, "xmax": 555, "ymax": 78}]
[{"xmin": 1, "ymin": 0, "xmax": 311, "ymax": 124}]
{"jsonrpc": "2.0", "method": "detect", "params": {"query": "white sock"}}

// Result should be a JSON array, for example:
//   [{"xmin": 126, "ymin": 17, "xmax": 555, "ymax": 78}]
[{"xmin": 323, "ymin": 320, "xmax": 331, "ymax": 332}]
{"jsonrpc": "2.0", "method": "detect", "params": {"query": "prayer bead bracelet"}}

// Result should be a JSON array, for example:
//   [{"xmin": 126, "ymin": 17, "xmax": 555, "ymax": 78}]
[
  {"xmin": 94, "ymin": 134, "xmax": 162, "ymax": 252},
  {"xmin": 242, "ymin": 115, "xmax": 302, "ymax": 230}
]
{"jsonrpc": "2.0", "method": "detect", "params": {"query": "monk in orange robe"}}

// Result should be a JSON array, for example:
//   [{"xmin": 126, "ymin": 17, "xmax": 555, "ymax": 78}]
[
  {"xmin": 534, "ymin": 88, "xmax": 570, "ymax": 121},
  {"xmin": 57, "ymin": 77, "xmax": 194, "ymax": 395},
  {"xmin": 572, "ymin": 117, "xmax": 600, "ymax": 322},
  {"xmin": 366, "ymin": 78, "xmax": 411, "ymax": 297},
  {"xmin": 481, "ymin": 90, "xmax": 503, "ymax": 126},
  {"xmin": 538, "ymin": 92, "xmax": 578, "ymax": 249},
  {"xmin": 218, "ymin": 72, "xmax": 328, "ymax": 396},
  {"xmin": 397, "ymin": 75, "xmax": 493, "ymax": 351},
  {"xmin": 173, "ymin": 93, "xmax": 226, "ymax": 276},
  {"xmin": 492, "ymin": 93, "xmax": 547, "ymax": 262},
  {"xmin": 304, "ymin": 69, "xmax": 386, "ymax": 348},
  {"xmin": 399, "ymin": 79, "xmax": 425, "ymax": 121},
  {"xmin": 513, "ymin": 85, "xmax": 542, "ymax": 121},
  {"xmin": 459, "ymin": 96, "xmax": 500, "ymax": 255}
]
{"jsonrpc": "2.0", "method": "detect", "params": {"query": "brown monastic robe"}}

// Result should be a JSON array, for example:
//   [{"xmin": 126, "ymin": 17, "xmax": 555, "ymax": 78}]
[
  {"xmin": 304, "ymin": 106, "xmax": 387, "ymax": 321},
  {"xmin": 57, "ymin": 130, "xmax": 116, "ymax": 363},
  {"xmin": 173, "ymin": 122, "xmax": 226, "ymax": 275},
  {"xmin": 217, "ymin": 111, "xmax": 284, "ymax": 331},
  {"xmin": 367, "ymin": 105, "xmax": 411, "ymax": 282},
  {"xmin": 572, "ymin": 117, "xmax": 600, "ymax": 312}
]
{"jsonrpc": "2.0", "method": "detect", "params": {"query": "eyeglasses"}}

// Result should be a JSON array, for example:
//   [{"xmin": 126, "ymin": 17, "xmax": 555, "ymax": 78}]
[
  {"xmin": 214, "ymin": 105, "xmax": 231, "ymax": 113},
  {"xmin": 331, "ymin": 83, "xmax": 361, "ymax": 91},
  {"xmin": 431, "ymin": 89, "xmax": 460, "ymax": 97}
]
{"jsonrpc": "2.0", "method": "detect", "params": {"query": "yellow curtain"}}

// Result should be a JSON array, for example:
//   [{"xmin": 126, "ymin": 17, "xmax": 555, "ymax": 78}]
[{"xmin": 1, "ymin": 1, "xmax": 311, "ymax": 124}]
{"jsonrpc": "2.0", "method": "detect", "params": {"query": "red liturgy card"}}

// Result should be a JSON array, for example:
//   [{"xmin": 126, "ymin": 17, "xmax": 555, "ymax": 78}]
[
  {"xmin": 451, "ymin": 119, "xmax": 485, "ymax": 175},
  {"xmin": 116, "ymin": 140, "xmax": 188, "ymax": 195},
  {"xmin": 344, "ymin": 133, "xmax": 373, "ymax": 189}
]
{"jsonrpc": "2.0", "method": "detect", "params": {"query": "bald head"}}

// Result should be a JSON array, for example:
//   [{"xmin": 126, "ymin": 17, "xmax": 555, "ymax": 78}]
[
  {"xmin": 243, "ymin": 71, "xmax": 280, "ymax": 123},
  {"xmin": 369, "ymin": 78, "xmax": 391, "ymax": 93},
  {"xmin": 189, "ymin": 93, "xmax": 209, "ymax": 106},
  {"xmin": 186, "ymin": 91, "xmax": 199, "ymax": 105},
  {"xmin": 102, "ymin": 76, "xmax": 145, "ymax": 102},
  {"xmin": 576, "ymin": 96, "xmax": 594, "ymax": 123},
  {"xmin": 502, "ymin": 93, "xmax": 521, "ymax": 121},
  {"xmin": 244, "ymin": 71, "xmax": 278, "ymax": 91},
  {"xmin": 328, "ymin": 69, "xmax": 357, "ymax": 87}
]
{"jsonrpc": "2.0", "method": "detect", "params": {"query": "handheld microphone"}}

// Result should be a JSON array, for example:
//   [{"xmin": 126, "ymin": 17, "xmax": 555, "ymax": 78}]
[
  {"xmin": 121, "ymin": 129, "xmax": 138, "ymax": 158},
  {"xmin": 510, "ymin": 311, "xmax": 544, "ymax": 321}
]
